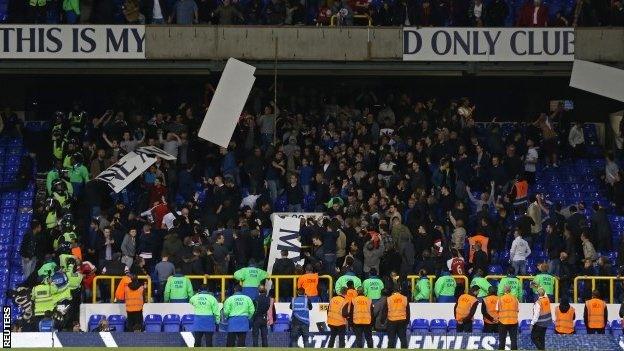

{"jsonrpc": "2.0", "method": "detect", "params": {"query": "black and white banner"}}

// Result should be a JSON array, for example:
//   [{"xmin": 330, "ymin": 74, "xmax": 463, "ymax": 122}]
[
  {"xmin": 95, "ymin": 146, "xmax": 175, "ymax": 193},
  {"xmin": 0, "ymin": 25, "xmax": 145, "ymax": 59},
  {"xmin": 403, "ymin": 27, "xmax": 574, "ymax": 62},
  {"xmin": 267, "ymin": 215, "xmax": 306, "ymax": 274}
]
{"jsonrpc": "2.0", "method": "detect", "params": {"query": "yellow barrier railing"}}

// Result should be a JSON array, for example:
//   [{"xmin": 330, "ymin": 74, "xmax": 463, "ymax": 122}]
[
  {"xmin": 330, "ymin": 14, "xmax": 372, "ymax": 26},
  {"xmin": 407, "ymin": 275, "xmax": 468, "ymax": 302},
  {"xmin": 94, "ymin": 274, "xmax": 334, "ymax": 303},
  {"xmin": 92, "ymin": 275, "xmax": 152, "ymax": 303},
  {"xmin": 486, "ymin": 275, "xmax": 559, "ymax": 302},
  {"xmin": 574, "ymin": 276, "xmax": 621, "ymax": 304}
]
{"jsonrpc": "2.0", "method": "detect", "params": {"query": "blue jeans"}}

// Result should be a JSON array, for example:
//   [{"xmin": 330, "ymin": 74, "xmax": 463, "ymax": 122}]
[
  {"xmin": 302, "ymin": 184, "xmax": 310, "ymax": 195},
  {"xmin": 288, "ymin": 204, "xmax": 302, "ymax": 212},
  {"xmin": 512, "ymin": 260, "xmax": 527, "ymax": 275},
  {"xmin": 151, "ymin": 18, "xmax": 164, "ymax": 24},
  {"xmin": 267, "ymin": 180, "xmax": 278, "ymax": 203},
  {"xmin": 548, "ymin": 259, "xmax": 561, "ymax": 276}
]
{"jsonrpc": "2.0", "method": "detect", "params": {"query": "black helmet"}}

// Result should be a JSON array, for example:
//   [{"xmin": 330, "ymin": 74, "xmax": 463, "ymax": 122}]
[
  {"xmin": 57, "ymin": 241, "xmax": 72, "ymax": 255},
  {"xmin": 54, "ymin": 111, "xmax": 66, "ymax": 122},
  {"xmin": 61, "ymin": 213, "xmax": 74, "ymax": 230}
]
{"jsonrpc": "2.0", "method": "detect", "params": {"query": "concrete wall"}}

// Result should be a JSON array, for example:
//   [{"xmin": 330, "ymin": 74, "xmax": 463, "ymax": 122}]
[
  {"xmin": 146, "ymin": 26, "xmax": 624, "ymax": 62},
  {"xmin": 145, "ymin": 26, "xmax": 403, "ymax": 61},
  {"xmin": 574, "ymin": 28, "xmax": 624, "ymax": 62}
]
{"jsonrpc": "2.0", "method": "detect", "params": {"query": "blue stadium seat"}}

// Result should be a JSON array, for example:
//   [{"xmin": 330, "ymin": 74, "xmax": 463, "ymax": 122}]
[
  {"xmin": 181, "ymin": 314, "xmax": 194, "ymax": 331},
  {"xmin": 273, "ymin": 313, "xmax": 290, "ymax": 332},
  {"xmin": 429, "ymin": 319, "xmax": 447, "ymax": 333},
  {"xmin": 144, "ymin": 314, "xmax": 163, "ymax": 332},
  {"xmin": 447, "ymin": 319, "xmax": 457, "ymax": 332},
  {"xmin": 520, "ymin": 319, "xmax": 532, "ymax": 334},
  {"xmin": 88, "ymin": 314, "xmax": 107, "ymax": 331},
  {"xmin": 611, "ymin": 320, "xmax": 622, "ymax": 335},
  {"xmin": 410, "ymin": 318, "xmax": 429, "ymax": 332},
  {"xmin": 488, "ymin": 265, "xmax": 503, "ymax": 275},
  {"xmin": 473, "ymin": 319, "xmax": 484, "ymax": 332},
  {"xmin": 163, "ymin": 314, "xmax": 181, "ymax": 332},
  {"xmin": 575, "ymin": 320, "xmax": 587, "ymax": 334},
  {"xmin": 107, "ymin": 314, "xmax": 126, "ymax": 332}
]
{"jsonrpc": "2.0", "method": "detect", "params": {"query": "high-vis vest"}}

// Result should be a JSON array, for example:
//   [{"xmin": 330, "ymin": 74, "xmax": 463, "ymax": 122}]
[
  {"xmin": 514, "ymin": 180, "xmax": 529, "ymax": 203},
  {"xmin": 535, "ymin": 296, "xmax": 552, "ymax": 327},
  {"xmin": 585, "ymin": 298, "xmax": 606, "ymax": 329},
  {"xmin": 327, "ymin": 295, "xmax": 347, "ymax": 326},
  {"xmin": 498, "ymin": 293, "xmax": 519, "ymax": 325},
  {"xmin": 115, "ymin": 276, "xmax": 132, "ymax": 301},
  {"xmin": 298, "ymin": 273, "xmax": 319, "ymax": 297},
  {"xmin": 483, "ymin": 295, "xmax": 499, "ymax": 324},
  {"xmin": 125, "ymin": 286, "xmax": 144, "ymax": 312},
  {"xmin": 455, "ymin": 293, "xmax": 478, "ymax": 322},
  {"xmin": 555, "ymin": 306, "xmax": 575, "ymax": 334},
  {"xmin": 352, "ymin": 295, "xmax": 372, "ymax": 325},
  {"xmin": 291, "ymin": 296, "xmax": 310, "ymax": 325},
  {"xmin": 346, "ymin": 288, "xmax": 357, "ymax": 304},
  {"xmin": 387, "ymin": 292, "xmax": 408, "ymax": 322}
]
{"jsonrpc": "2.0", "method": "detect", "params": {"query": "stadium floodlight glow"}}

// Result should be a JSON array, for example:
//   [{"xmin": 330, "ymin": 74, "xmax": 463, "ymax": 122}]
[{"xmin": 198, "ymin": 58, "xmax": 256, "ymax": 148}]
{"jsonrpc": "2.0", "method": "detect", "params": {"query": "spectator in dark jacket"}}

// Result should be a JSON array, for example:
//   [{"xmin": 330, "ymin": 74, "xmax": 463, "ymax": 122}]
[
  {"xmin": 591, "ymin": 204, "xmax": 613, "ymax": 252},
  {"xmin": 252, "ymin": 286, "xmax": 272, "ymax": 347},
  {"xmin": 487, "ymin": 0, "xmax": 508, "ymax": 25},
  {"xmin": 19, "ymin": 220, "xmax": 41, "ymax": 280},
  {"xmin": 272, "ymin": 250, "xmax": 296, "ymax": 301}
]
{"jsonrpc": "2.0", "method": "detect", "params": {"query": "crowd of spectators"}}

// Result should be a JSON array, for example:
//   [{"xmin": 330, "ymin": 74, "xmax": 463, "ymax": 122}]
[
  {"xmin": 3, "ymin": 0, "xmax": 624, "ymax": 26},
  {"xmin": 10, "ymin": 81, "xmax": 624, "ymax": 331}
]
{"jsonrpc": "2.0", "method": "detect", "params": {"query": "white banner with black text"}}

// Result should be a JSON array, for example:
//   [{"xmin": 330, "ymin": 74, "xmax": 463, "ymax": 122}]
[
  {"xmin": 0, "ymin": 25, "xmax": 145, "ymax": 59},
  {"xmin": 403, "ymin": 27, "xmax": 574, "ymax": 62}
]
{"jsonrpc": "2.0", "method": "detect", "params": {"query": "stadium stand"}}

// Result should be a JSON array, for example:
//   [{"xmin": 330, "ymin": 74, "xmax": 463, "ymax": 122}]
[
  {"xmin": 2, "ymin": 82, "xmax": 624, "ymax": 344},
  {"xmin": 1, "ymin": 0, "xmax": 623, "ymax": 27}
]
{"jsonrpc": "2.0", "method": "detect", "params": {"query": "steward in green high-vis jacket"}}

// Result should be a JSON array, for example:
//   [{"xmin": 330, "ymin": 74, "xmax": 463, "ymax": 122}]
[
  {"xmin": 434, "ymin": 271, "xmax": 457, "ymax": 302},
  {"xmin": 470, "ymin": 270, "xmax": 492, "ymax": 298},
  {"xmin": 233, "ymin": 266, "xmax": 268, "ymax": 288},
  {"xmin": 362, "ymin": 270, "xmax": 384, "ymax": 300},
  {"xmin": 164, "ymin": 273, "xmax": 194, "ymax": 302},
  {"xmin": 532, "ymin": 263, "xmax": 555, "ymax": 299},
  {"xmin": 223, "ymin": 285, "xmax": 255, "ymax": 345},
  {"xmin": 497, "ymin": 267, "xmax": 523, "ymax": 302},
  {"xmin": 413, "ymin": 271, "xmax": 431, "ymax": 302},
  {"xmin": 234, "ymin": 264, "xmax": 268, "ymax": 300},
  {"xmin": 189, "ymin": 285, "xmax": 221, "ymax": 346},
  {"xmin": 334, "ymin": 271, "xmax": 362, "ymax": 295}
]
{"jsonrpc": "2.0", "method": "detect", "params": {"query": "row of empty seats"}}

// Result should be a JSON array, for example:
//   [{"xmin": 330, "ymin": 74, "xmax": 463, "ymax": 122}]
[
  {"xmin": 409, "ymin": 318, "xmax": 624, "ymax": 335},
  {"xmin": 87, "ymin": 314, "xmax": 624, "ymax": 334}
]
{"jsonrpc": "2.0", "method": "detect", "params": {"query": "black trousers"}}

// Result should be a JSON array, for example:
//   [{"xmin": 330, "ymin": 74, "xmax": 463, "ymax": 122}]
[
  {"xmin": 289, "ymin": 319, "xmax": 310, "ymax": 347},
  {"xmin": 587, "ymin": 327, "xmax": 605, "ymax": 334},
  {"xmin": 531, "ymin": 325, "xmax": 547, "ymax": 350},
  {"xmin": 483, "ymin": 323, "xmax": 499, "ymax": 333},
  {"xmin": 498, "ymin": 323, "xmax": 518, "ymax": 350},
  {"xmin": 387, "ymin": 321, "xmax": 408, "ymax": 349},
  {"xmin": 353, "ymin": 324, "xmax": 374, "ymax": 348},
  {"xmin": 126, "ymin": 311, "xmax": 143, "ymax": 331},
  {"xmin": 327, "ymin": 325, "xmax": 346, "ymax": 348},
  {"xmin": 226, "ymin": 332, "xmax": 247, "ymax": 347},
  {"xmin": 252, "ymin": 321, "xmax": 268, "ymax": 347},
  {"xmin": 193, "ymin": 332, "xmax": 213, "ymax": 347},
  {"xmin": 457, "ymin": 320, "xmax": 473, "ymax": 332}
]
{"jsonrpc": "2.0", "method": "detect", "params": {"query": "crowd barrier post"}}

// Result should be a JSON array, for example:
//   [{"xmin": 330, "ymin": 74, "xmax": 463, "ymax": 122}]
[{"xmin": 574, "ymin": 276, "xmax": 619, "ymax": 303}]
